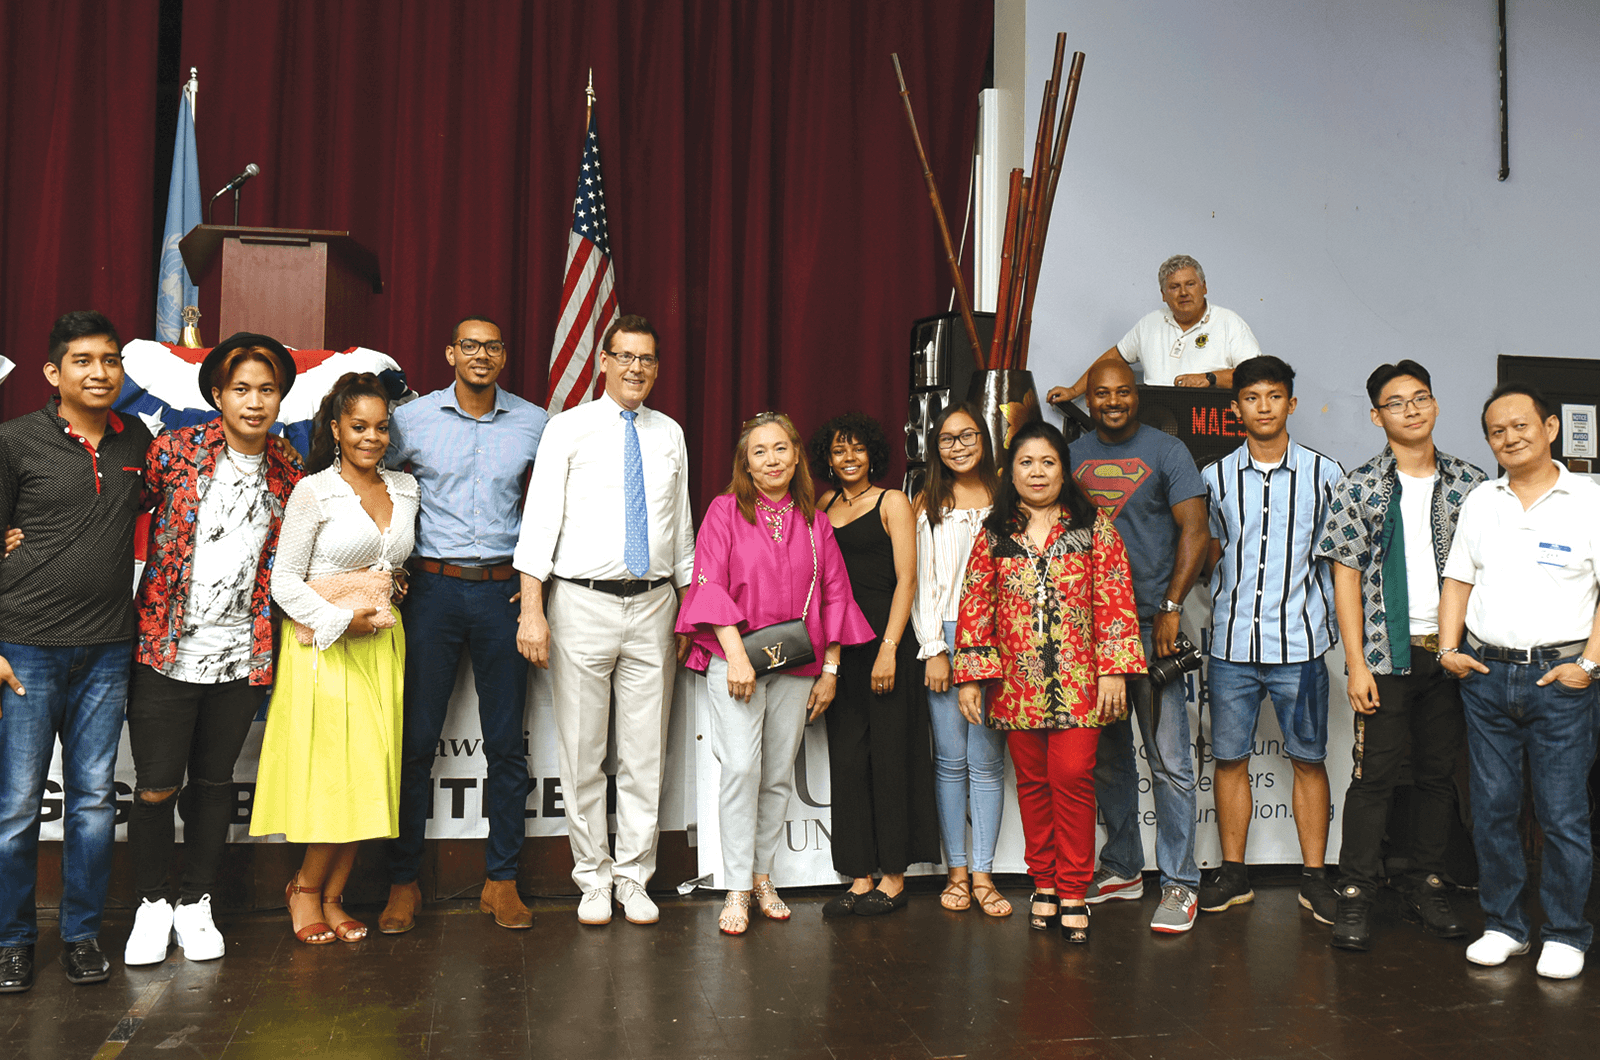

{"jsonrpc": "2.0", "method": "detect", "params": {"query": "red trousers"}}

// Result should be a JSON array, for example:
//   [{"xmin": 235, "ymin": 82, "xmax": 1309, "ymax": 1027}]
[{"xmin": 1007, "ymin": 727, "xmax": 1100, "ymax": 899}]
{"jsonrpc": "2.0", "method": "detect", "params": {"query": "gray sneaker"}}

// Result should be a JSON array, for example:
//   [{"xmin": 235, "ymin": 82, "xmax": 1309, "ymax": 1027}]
[
  {"xmin": 1084, "ymin": 867, "xmax": 1144, "ymax": 905},
  {"xmin": 1150, "ymin": 884, "xmax": 1198, "ymax": 934}
]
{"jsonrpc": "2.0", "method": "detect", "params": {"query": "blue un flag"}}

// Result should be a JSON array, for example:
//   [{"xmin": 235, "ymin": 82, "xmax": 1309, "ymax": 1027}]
[{"xmin": 156, "ymin": 83, "xmax": 201, "ymax": 342}]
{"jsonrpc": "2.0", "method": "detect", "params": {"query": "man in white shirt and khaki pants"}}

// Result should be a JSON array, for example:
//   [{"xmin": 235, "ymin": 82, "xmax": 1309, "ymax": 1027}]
[
  {"xmin": 1438, "ymin": 382, "xmax": 1600, "ymax": 981},
  {"xmin": 513, "ymin": 315, "xmax": 694, "ymax": 926}
]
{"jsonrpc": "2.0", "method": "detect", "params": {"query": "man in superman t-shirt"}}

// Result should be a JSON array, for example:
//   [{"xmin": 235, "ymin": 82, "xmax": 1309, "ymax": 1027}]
[{"xmin": 1068, "ymin": 359, "xmax": 1211, "ymax": 933}]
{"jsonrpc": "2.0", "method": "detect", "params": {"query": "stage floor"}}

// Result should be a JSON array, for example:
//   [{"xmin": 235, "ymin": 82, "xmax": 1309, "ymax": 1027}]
[{"xmin": 3, "ymin": 870, "xmax": 1596, "ymax": 1059}]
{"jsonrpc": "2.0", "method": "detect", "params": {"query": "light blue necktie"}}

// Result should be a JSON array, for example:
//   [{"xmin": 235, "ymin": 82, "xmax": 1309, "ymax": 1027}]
[{"xmin": 622, "ymin": 409, "xmax": 649, "ymax": 576}]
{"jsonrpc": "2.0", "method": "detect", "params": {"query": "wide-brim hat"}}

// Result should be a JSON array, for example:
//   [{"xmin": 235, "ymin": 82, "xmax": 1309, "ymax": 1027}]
[{"xmin": 198, "ymin": 332, "xmax": 297, "ymax": 410}]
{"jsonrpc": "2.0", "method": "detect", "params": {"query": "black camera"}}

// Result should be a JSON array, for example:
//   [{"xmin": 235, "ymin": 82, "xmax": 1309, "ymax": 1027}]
[{"xmin": 1147, "ymin": 632, "xmax": 1203, "ymax": 689}]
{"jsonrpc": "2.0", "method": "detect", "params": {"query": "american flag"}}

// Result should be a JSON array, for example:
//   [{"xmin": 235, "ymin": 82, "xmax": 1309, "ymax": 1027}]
[{"xmin": 545, "ymin": 111, "xmax": 619, "ymax": 413}]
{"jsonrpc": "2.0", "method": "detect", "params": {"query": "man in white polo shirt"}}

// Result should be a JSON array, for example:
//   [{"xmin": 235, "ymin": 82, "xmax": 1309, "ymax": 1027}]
[
  {"xmin": 1437, "ymin": 382, "xmax": 1600, "ymax": 981},
  {"xmin": 1047, "ymin": 254, "xmax": 1262, "ymax": 403}
]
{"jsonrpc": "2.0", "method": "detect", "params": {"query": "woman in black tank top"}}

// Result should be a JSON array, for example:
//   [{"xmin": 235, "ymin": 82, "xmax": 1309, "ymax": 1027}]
[{"xmin": 809, "ymin": 414, "xmax": 939, "ymax": 917}]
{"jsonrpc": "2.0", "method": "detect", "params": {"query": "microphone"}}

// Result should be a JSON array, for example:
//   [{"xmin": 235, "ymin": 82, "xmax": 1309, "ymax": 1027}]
[{"xmin": 215, "ymin": 164, "xmax": 260, "ymax": 196}]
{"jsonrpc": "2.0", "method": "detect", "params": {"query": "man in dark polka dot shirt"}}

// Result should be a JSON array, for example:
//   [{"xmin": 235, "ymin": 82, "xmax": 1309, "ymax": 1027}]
[{"xmin": 0, "ymin": 311, "xmax": 154, "ymax": 993}]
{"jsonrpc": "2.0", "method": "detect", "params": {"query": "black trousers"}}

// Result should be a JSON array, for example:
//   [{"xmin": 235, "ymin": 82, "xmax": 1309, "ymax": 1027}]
[
  {"xmin": 126, "ymin": 664, "xmax": 262, "ymax": 903},
  {"xmin": 825, "ymin": 639, "xmax": 940, "ymax": 877},
  {"xmin": 1338, "ymin": 652, "xmax": 1465, "ymax": 891}
]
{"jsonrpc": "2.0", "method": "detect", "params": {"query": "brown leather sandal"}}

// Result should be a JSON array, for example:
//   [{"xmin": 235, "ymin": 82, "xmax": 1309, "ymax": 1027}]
[
  {"xmin": 939, "ymin": 876, "xmax": 972, "ymax": 911},
  {"xmin": 285, "ymin": 877, "xmax": 335, "ymax": 944},
  {"xmin": 322, "ymin": 895, "xmax": 367, "ymax": 942},
  {"xmin": 972, "ymin": 880, "xmax": 1014, "ymax": 918}
]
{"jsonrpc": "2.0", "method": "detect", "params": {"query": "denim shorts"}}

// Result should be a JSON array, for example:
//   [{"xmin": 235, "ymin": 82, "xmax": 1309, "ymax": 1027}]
[{"xmin": 1207, "ymin": 656, "xmax": 1329, "ymax": 763}]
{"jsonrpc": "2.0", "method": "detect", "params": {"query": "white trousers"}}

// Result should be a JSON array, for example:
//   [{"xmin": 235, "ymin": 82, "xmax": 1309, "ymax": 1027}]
[
  {"xmin": 704, "ymin": 656, "xmax": 812, "ymax": 891},
  {"xmin": 547, "ymin": 579, "xmax": 677, "ymax": 893}
]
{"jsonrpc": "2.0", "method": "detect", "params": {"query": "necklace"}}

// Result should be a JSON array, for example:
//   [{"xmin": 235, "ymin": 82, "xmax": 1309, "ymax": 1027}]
[
  {"xmin": 755, "ymin": 496, "xmax": 796, "ymax": 541},
  {"xmin": 839, "ymin": 484, "xmax": 873, "ymax": 505},
  {"xmin": 222, "ymin": 444, "xmax": 267, "ymax": 486}
]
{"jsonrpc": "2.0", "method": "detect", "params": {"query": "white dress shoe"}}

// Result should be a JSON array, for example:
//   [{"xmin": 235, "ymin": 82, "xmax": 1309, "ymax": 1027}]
[
  {"xmin": 615, "ymin": 878, "xmax": 659, "ymax": 925},
  {"xmin": 124, "ymin": 898, "xmax": 174, "ymax": 966},
  {"xmin": 1537, "ymin": 940, "xmax": 1585, "ymax": 979},
  {"xmin": 578, "ymin": 886, "xmax": 613, "ymax": 925},
  {"xmin": 173, "ymin": 895, "xmax": 226, "ymax": 961},
  {"xmin": 1466, "ymin": 930, "xmax": 1531, "ymax": 966}
]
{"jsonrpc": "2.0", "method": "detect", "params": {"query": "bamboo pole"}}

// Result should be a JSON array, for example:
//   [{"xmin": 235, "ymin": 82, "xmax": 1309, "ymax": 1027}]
[
  {"xmin": 986, "ymin": 168, "xmax": 1024, "ymax": 371},
  {"xmin": 1010, "ymin": 35, "xmax": 1067, "ymax": 370},
  {"xmin": 891, "ymin": 53, "xmax": 983, "ymax": 361},
  {"xmin": 1013, "ymin": 50, "xmax": 1084, "ymax": 370}
]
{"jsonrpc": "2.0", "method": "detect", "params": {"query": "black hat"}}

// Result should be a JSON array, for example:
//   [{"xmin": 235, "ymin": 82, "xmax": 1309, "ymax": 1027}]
[{"xmin": 198, "ymin": 332, "xmax": 297, "ymax": 410}]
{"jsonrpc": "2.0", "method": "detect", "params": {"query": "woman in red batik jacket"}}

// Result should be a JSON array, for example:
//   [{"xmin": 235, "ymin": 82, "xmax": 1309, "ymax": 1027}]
[{"xmin": 954, "ymin": 420, "xmax": 1145, "ymax": 944}]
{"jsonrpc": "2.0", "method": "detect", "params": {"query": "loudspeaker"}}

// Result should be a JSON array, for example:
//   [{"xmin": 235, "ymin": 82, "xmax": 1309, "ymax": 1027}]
[{"xmin": 905, "ymin": 311, "xmax": 995, "ymax": 493}]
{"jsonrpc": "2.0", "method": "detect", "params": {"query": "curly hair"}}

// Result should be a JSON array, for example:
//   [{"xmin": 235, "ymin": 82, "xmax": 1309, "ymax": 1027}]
[
  {"xmin": 307, "ymin": 372, "xmax": 390, "ymax": 474},
  {"xmin": 807, "ymin": 411, "xmax": 890, "ymax": 485}
]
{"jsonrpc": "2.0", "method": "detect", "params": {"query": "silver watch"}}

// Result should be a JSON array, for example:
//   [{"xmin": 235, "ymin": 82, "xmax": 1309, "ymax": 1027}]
[
  {"xmin": 821, "ymin": 662, "xmax": 840, "ymax": 676},
  {"xmin": 1157, "ymin": 599, "xmax": 1183, "ymax": 614},
  {"xmin": 1577, "ymin": 657, "xmax": 1600, "ymax": 680}
]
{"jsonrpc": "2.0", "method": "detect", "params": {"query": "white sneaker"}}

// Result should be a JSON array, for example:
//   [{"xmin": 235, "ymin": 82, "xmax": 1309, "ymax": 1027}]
[
  {"xmin": 578, "ymin": 886, "xmax": 613, "ymax": 925},
  {"xmin": 1537, "ymin": 940, "xmax": 1585, "ymax": 980},
  {"xmin": 1466, "ymin": 930, "xmax": 1531, "ymax": 966},
  {"xmin": 615, "ymin": 878, "xmax": 659, "ymax": 925},
  {"xmin": 172, "ymin": 895, "xmax": 226, "ymax": 961},
  {"xmin": 124, "ymin": 898, "xmax": 174, "ymax": 966}
]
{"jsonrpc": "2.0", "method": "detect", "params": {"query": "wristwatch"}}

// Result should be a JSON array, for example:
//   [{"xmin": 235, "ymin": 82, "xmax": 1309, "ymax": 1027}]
[
  {"xmin": 1157, "ymin": 599, "xmax": 1183, "ymax": 614},
  {"xmin": 1204, "ymin": 372, "xmax": 1218, "ymax": 387},
  {"xmin": 821, "ymin": 662, "xmax": 840, "ymax": 676},
  {"xmin": 1578, "ymin": 657, "xmax": 1600, "ymax": 680}
]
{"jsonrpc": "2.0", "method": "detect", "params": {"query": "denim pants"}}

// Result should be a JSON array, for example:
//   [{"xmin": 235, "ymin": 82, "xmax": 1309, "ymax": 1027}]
[
  {"xmin": 388, "ymin": 571, "xmax": 529, "ymax": 883},
  {"xmin": 0, "ymin": 640, "xmax": 132, "ymax": 946},
  {"xmin": 1459, "ymin": 647, "xmax": 1600, "ymax": 950},
  {"xmin": 1093, "ymin": 626, "xmax": 1199, "ymax": 889},
  {"xmin": 927, "ymin": 621, "xmax": 1007, "ymax": 872}
]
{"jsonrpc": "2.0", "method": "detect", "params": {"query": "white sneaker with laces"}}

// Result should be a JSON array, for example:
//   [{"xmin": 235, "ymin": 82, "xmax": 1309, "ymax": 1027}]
[
  {"xmin": 173, "ymin": 895, "xmax": 226, "ymax": 961},
  {"xmin": 578, "ymin": 886, "xmax": 613, "ymax": 925},
  {"xmin": 615, "ymin": 878, "xmax": 660, "ymax": 924},
  {"xmin": 1536, "ymin": 940, "xmax": 1585, "ymax": 980},
  {"xmin": 124, "ymin": 898, "xmax": 174, "ymax": 966},
  {"xmin": 1466, "ymin": 930, "xmax": 1530, "ymax": 966}
]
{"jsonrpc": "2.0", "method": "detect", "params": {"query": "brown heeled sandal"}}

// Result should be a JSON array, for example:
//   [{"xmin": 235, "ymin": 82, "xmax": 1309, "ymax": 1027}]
[
  {"xmin": 285, "ymin": 877, "xmax": 335, "ymax": 945},
  {"xmin": 322, "ymin": 895, "xmax": 367, "ymax": 942}
]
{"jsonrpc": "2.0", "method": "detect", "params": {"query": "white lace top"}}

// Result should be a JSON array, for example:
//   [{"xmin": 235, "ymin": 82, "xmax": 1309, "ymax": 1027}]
[
  {"xmin": 270, "ymin": 465, "xmax": 419, "ymax": 650},
  {"xmin": 910, "ymin": 504, "xmax": 992, "ymax": 660}
]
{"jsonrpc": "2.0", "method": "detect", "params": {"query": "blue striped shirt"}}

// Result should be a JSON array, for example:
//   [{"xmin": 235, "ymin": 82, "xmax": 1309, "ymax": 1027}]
[
  {"xmin": 387, "ymin": 385, "xmax": 548, "ymax": 564},
  {"xmin": 1202, "ymin": 439, "xmax": 1343, "ymax": 663}
]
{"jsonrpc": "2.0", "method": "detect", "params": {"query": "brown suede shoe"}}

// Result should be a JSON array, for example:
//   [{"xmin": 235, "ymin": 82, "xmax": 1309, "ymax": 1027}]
[
  {"xmin": 378, "ymin": 881, "xmax": 422, "ymax": 935},
  {"xmin": 480, "ymin": 879, "xmax": 533, "ymax": 930}
]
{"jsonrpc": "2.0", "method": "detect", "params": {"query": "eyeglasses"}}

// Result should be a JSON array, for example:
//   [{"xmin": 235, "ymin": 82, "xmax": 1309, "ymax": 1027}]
[
  {"xmin": 606, "ymin": 351, "xmax": 659, "ymax": 368},
  {"xmin": 937, "ymin": 429, "xmax": 982, "ymax": 450},
  {"xmin": 1377, "ymin": 393, "xmax": 1435, "ymax": 414},
  {"xmin": 455, "ymin": 339, "xmax": 506, "ymax": 356}
]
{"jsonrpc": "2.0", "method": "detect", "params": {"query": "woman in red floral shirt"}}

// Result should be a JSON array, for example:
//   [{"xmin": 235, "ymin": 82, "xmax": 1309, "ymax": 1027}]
[{"xmin": 954, "ymin": 420, "xmax": 1144, "ymax": 943}]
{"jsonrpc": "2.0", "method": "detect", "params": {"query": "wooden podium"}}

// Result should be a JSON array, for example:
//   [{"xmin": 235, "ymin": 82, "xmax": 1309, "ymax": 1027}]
[{"xmin": 178, "ymin": 225, "xmax": 382, "ymax": 350}]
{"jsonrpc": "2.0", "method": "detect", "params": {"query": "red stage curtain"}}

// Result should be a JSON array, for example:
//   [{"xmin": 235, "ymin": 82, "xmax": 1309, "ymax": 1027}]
[
  {"xmin": 0, "ymin": 1, "xmax": 160, "ymax": 422},
  {"xmin": 177, "ymin": 0, "xmax": 990, "ymax": 510}
]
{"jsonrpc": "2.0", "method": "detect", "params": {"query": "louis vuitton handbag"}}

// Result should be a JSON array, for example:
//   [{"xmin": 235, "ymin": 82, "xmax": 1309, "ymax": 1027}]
[{"xmin": 739, "ymin": 516, "xmax": 818, "ymax": 675}]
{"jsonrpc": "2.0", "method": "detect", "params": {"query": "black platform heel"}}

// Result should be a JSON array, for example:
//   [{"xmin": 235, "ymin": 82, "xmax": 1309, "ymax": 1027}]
[
  {"xmin": 1060, "ymin": 902, "xmax": 1090, "ymax": 944},
  {"xmin": 1028, "ymin": 891, "xmax": 1059, "ymax": 931}
]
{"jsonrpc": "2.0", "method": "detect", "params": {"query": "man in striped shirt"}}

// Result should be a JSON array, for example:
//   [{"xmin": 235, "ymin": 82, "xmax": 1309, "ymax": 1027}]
[{"xmin": 1197, "ymin": 355, "xmax": 1343, "ymax": 922}]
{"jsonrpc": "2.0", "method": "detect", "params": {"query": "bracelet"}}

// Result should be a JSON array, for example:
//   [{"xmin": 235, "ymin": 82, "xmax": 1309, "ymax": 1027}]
[
  {"xmin": 881, "ymin": 637, "xmax": 897, "ymax": 649},
  {"xmin": 1436, "ymin": 646, "xmax": 1461, "ymax": 662},
  {"xmin": 821, "ymin": 662, "xmax": 839, "ymax": 675}
]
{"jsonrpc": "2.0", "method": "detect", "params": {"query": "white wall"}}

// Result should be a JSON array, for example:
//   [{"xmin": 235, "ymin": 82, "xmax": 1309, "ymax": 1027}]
[{"xmin": 1018, "ymin": 0, "xmax": 1599, "ymax": 471}]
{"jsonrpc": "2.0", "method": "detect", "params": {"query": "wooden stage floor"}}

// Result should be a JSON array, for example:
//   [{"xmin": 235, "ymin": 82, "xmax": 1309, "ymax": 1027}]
[{"xmin": 3, "ymin": 870, "xmax": 1596, "ymax": 1059}]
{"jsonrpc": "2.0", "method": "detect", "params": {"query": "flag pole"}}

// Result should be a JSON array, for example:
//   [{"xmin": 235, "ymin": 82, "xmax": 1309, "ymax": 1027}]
[{"xmin": 586, "ymin": 68, "xmax": 595, "ymax": 127}]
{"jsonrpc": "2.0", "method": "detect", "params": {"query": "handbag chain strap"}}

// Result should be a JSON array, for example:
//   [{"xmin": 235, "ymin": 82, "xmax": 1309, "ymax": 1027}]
[{"xmin": 799, "ymin": 516, "xmax": 818, "ymax": 622}]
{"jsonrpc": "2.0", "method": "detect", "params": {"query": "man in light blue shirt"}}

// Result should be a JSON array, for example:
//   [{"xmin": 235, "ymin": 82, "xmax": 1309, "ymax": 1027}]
[
  {"xmin": 379, "ymin": 316, "xmax": 547, "ymax": 934},
  {"xmin": 1198, "ymin": 355, "xmax": 1343, "ymax": 923}
]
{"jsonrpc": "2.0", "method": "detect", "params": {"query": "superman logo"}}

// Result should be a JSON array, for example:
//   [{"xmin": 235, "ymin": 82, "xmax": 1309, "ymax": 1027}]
[{"xmin": 1074, "ymin": 458, "xmax": 1152, "ymax": 520}]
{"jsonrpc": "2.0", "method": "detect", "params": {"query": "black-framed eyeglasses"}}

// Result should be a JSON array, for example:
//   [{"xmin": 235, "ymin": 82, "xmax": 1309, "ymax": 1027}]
[
  {"xmin": 607, "ymin": 351, "xmax": 659, "ymax": 368},
  {"xmin": 937, "ymin": 429, "xmax": 982, "ymax": 450},
  {"xmin": 455, "ymin": 339, "xmax": 506, "ymax": 356},
  {"xmin": 1377, "ymin": 393, "xmax": 1435, "ymax": 414}
]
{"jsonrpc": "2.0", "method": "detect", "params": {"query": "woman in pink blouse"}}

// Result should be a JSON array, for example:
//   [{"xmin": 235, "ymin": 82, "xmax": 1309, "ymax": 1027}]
[
  {"xmin": 677, "ymin": 412, "xmax": 874, "ymax": 935},
  {"xmin": 954, "ymin": 421, "xmax": 1146, "ymax": 943}
]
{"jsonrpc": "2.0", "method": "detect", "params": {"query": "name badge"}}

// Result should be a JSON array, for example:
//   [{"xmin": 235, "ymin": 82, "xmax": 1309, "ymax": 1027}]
[{"xmin": 1537, "ymin": 541, "xmax": 1572, "ymax": 568}]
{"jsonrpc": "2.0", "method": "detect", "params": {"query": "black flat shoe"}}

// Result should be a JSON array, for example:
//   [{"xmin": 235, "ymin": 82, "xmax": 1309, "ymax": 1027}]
[
  {"xmin": 61, "ymin": 938, "xmax": 110, "ymax": 984},
  {"xmin": 0, "ymin": 945, "xmax": 34, "ymax": 993},
  {"xmin": 1028, "ymin": 892, "xmax": 1060, "ymax": 931},
  {"xmin": 823, "ymin": 889, "xmax": 868, "ymax": 918},
  {"xmin": 1060, "ymin": 903, "xmax": 1090, "ymax": 944},
  {"xmin": 853, "ymin": 888, "xmax": 909, "ymax": 916}
]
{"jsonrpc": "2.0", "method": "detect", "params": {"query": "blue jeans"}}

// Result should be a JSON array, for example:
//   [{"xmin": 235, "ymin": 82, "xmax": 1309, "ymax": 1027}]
[
  {"xmin": 0, "ymin": 641, "xmax": 132, "ymax": 946},
  {"xmin": 1094, "ymin": 627, "xmax": 1199, "ymax": 889},
  {"xmin": 929, "ymin": 621, "xmax": 1007, "ymax": 872},
  {"xmin": 1207, "ymin": 656, "xmax": 1330, "ymax": 763},
  {"xmin": 1459, "ymin": 647, "xmax": 1599, "ymax": 951},
  {"xmin": 388, "ymin": 571, "xmax": 529, "ymax": 883}
]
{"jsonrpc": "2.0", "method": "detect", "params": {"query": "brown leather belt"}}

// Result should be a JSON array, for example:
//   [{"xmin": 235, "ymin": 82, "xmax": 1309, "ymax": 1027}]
[
  {"xmin": 412, "ymin": 558, "xmax": 517, "ymax": 582},
  {"xmin": 1410, "ymin": 634, "xmax": 1440, "ymax": 654}
]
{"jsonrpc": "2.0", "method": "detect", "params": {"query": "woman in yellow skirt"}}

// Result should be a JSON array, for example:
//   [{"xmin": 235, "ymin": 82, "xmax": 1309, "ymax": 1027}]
[{"xmin": 250, "ymin": 372, "xmax": 418, "ymax": 944}]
